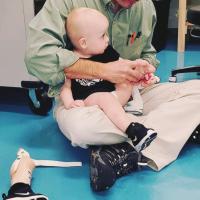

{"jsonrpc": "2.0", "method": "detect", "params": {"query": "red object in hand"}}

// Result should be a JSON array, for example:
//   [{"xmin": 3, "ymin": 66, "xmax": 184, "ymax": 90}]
[{"xmin": 144, "ymin": 73, "xmax": 152, "ymax": 81}]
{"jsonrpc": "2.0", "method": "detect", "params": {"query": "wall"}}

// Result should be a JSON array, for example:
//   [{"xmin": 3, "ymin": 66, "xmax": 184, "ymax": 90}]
[
  {"xmin": 0, "ymin": 0, "xmax": 35, "ymax": 87},
  {"xmin": 168, "ymin": 0, "xmax": 200, "ymax": 28}
]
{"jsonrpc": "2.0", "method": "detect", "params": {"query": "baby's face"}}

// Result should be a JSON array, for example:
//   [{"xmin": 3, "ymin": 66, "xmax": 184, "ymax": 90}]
[{"xmin": 85, "ymin": 16, "xmax": 109, "ymax": 55}]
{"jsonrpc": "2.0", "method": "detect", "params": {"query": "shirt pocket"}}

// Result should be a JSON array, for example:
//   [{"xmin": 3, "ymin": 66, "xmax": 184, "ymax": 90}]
[{"xmin": 120, "ymin": 30, "xmax": 146, "ymax": 60}]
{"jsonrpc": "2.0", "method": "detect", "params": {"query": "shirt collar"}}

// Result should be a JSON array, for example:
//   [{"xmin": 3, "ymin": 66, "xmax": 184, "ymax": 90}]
[
  {"xmin": 102, "ymin": 0, "xmax": 118, "ymax": 13},
  {"xmin": 102, "ymin": 0, "xmax": 112, "ymax": 6}
]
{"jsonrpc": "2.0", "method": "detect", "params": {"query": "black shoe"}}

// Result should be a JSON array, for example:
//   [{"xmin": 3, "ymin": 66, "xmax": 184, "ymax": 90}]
[
  {"xmin": 90, "ymin": 142, "xmax": 146, "ymax": 192},
  {"xmin": 188, "ymin": 124, "xmax": 200, "ymax": 144},
  {"xmin": 126, "ymin": 122, "xmax": 157, "ymax": 152},
  {"xmin": 2, "ymin": 192, "xmax": 48, "ymax": 200}
]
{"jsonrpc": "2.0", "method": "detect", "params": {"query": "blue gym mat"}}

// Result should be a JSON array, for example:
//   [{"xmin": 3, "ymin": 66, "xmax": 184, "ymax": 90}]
[{"xmin": 0, "ymin": 36, "xmax": 200, "ymax": 200}]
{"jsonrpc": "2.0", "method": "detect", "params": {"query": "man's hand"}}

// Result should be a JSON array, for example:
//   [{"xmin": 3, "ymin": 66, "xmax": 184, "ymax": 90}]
[{"xmin": 103, "ymin": 59, "xmax": 155, "ymax": 84}]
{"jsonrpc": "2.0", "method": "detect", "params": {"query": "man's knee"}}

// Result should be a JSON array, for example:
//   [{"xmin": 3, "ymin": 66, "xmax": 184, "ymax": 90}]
[
  {"xmin": 58, "ymin": 119, "xmax": 127, "ymax": 148},
  {"xmin": 55, "ymin": 104, "xmax": 127, "ymax": 146}
]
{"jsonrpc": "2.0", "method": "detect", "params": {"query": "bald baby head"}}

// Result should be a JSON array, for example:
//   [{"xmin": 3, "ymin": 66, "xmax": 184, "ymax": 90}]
[{"xmin": 66, "ymin": 7, "xmax": 109, "ymax": 56}]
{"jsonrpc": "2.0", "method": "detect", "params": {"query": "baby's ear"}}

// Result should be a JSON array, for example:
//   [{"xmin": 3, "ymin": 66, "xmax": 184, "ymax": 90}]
[{"xmin": 79, "ymin": 37, "xmax": 87, "ymax": 49}]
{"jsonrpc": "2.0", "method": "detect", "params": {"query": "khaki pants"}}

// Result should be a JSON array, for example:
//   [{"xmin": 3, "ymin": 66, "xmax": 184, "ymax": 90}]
[{"xmin": 55, "ymin": 80, "xmax": 200, "ymax": 171}]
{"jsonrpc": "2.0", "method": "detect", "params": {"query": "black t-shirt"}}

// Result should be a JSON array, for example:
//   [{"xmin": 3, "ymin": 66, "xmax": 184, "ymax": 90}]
[{"xmin": 71, "ymin": 45, "xmax": 120, "ymax": 100}]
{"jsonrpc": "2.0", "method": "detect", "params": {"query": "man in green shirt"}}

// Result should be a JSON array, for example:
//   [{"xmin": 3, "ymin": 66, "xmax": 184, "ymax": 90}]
[{"xmin": 25, "ymin": 0, "xmax": 200, "ymax": 192}]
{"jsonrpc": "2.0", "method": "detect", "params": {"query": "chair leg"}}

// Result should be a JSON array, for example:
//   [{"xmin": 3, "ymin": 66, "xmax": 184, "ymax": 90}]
[{"xmin": 169, "ymin": 66, "xmax": 200, "ymax": 82}]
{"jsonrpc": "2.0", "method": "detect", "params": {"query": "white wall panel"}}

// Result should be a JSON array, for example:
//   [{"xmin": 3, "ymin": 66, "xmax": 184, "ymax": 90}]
[{"xmin": 0, "ymin": 0, "xmax": 35, "ymax": 87}]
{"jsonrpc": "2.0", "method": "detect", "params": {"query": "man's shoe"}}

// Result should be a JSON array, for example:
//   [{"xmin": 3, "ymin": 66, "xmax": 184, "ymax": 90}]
[
  {"xmin": 126, "ymin": 122, "xmax": 157, "ymax": 152},
  {"xmin": 188, "ymin": 124, "xmax": 200, "ymax": 144},
  {"xmin": 90, "ymin": 142, "xmax": 146, "ymax": 192},
  {"xmin": 2, "ymin": 192, "xmax": 48, "ymax": 200}
]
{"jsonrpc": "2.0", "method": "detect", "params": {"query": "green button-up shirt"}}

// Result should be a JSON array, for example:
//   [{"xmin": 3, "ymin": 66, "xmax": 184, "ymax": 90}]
[{"xmin": 25, "ymin": 0, "xmax": 160, "ymax": 97}]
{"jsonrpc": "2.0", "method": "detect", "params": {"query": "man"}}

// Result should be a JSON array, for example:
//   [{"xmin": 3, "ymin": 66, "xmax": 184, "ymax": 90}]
[{"xmin": 25, "ymin": 0, "xmax": 200, "ymax": 192}]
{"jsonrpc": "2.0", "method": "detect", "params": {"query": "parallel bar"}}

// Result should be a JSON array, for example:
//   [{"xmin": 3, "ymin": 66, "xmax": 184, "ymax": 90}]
[{"xmin": 178, "ymin": 0, "xmax": 187, "ymax": 52}]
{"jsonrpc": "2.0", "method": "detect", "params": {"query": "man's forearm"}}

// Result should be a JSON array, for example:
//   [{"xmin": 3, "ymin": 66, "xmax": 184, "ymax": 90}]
[
  {"xmin": 64, "ymin": 59, "xmax": 107, "ymax": 80},
  {"xmin": 64, "ymin": 58, "xmax": 155, "ymax": 85}
]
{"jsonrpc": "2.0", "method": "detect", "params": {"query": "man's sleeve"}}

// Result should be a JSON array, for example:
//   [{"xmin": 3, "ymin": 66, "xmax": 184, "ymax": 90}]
[
  {"xmin": 141, "ymin": 0, "xmax": 160, "ymax": 68},
  {"xmin": 24, "ymin": 1, "xmax": 79, "ymax": 87}
]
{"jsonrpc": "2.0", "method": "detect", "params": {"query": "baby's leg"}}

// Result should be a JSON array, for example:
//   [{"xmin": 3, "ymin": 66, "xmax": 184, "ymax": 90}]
[
  {"xmin": 84, "ymin": 91, "xmax": 157, "ymax": 152},
  {"xmin": 114, "ymin": 83, "xmax": 133, "ymax": 106},
  {"xmin": 84, "ymin": 92, "xmax": 132, "ymax": 131}
]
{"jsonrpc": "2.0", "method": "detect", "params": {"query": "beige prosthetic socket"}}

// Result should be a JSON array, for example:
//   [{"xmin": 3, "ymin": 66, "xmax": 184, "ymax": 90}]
[
  {"xmin": 10, "ymin": 148, "xmax": 82, "ymax": 186},
  {"xmin": 10, "ymin": 149, "xmax": 35, "ymax": 185}
]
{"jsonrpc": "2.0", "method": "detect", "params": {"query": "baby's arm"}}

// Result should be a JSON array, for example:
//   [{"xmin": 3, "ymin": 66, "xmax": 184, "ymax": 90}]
[
  {"xmin": 114, "ymin": 82, "xmax": 133, "ymax": 106},
  {"xmin": 113, "ymin": 57, "xmax": 135, "ymax": 106},
  {"xmin": 60, "ymin": 79, "xmax": 85, "ymax": 109}
]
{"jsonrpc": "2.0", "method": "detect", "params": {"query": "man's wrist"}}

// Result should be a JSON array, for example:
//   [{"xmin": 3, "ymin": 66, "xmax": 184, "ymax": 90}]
[
  {"xmin": 64, "ymin": 59, "xmax": 107, "ymax": 80},
  {"xmin": 97, "ymin": 62, "xmax": 108, "ymax": 80}
]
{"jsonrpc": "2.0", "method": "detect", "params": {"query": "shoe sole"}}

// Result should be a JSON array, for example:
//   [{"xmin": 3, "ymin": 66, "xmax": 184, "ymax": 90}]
[
  {"xmin": 134, "ymin": 131, "xmax": 157, "ymax": 152},
  {"xmin": 5, "ymin": 195, "xmax": 48, "ymax": 200}
]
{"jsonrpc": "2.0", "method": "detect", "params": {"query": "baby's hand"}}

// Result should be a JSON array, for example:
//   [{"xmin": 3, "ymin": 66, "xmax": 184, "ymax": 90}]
[
  {"xmin": 140, "ymin": 73, "xmax": 160, "ymax": 88},
  {"xmin": 68, "ymin": 100, "xmax": 85, "ymax": 109}
]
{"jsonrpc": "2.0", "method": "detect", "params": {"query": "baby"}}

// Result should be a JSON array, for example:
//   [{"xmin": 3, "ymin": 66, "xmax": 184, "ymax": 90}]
[{"xmin": 61, "ymin": 7, "xmax": 158, "ymax": 152}]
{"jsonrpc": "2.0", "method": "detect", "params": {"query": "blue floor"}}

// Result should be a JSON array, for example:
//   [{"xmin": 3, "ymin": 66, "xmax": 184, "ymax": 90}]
[{"xmin": 0, "ymin": 33, "xmax": 200, "ymax": 200}]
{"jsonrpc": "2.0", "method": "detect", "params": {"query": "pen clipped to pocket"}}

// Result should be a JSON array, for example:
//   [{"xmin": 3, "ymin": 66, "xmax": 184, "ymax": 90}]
[{"xmin": 127, "ymin": 31, "xmax": 141, "ymax": 46}]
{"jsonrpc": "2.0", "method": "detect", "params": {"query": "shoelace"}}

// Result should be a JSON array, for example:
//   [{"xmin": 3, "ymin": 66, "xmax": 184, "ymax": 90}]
[{"xmin": 2, "ymin": 193, "xmax": 7, "ymax": 200}]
